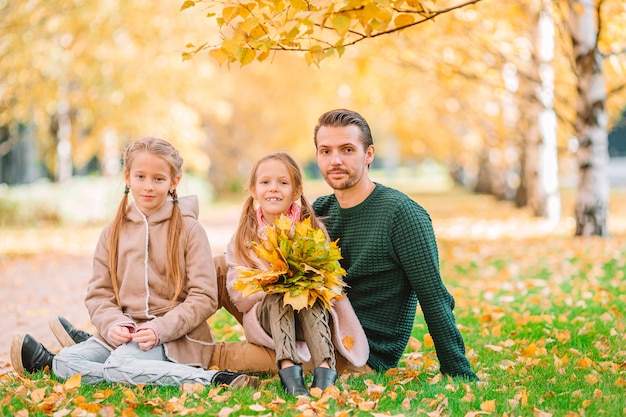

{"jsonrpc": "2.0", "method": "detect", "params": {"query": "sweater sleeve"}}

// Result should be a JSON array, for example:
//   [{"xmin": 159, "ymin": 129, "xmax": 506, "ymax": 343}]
[{"xmin": 391, "ymin": 202, "xmax": 477, "ymax": 380}]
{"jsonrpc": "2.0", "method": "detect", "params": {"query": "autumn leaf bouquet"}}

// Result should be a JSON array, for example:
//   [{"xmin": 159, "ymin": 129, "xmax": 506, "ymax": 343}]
[{"xmin": 234, "ymin": 214, "xmax": 347, "ymax": 311}]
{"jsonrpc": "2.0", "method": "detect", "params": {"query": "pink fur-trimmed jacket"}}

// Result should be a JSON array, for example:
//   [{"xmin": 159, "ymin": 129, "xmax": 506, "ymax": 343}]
[{"xmin": 225, "ymin": 239, "xmax": 369, "ymax": 367}]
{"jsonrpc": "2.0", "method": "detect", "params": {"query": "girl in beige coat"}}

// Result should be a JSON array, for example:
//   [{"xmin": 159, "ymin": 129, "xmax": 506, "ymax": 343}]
[{"xmin": 10, "ymin": 137, "xmax": 257, "ymax": 388}]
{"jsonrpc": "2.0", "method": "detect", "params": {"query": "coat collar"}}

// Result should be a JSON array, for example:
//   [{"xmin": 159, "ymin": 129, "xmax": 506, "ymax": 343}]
[{"xmin": 125, "ymin": 195, "xmax": 199, "ymax": 224}]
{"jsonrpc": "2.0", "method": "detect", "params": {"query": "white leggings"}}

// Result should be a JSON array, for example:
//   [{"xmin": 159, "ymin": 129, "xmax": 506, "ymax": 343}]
[{"xmin": 52, "ymin": 337, "xmax": 219, "ymax": 386}]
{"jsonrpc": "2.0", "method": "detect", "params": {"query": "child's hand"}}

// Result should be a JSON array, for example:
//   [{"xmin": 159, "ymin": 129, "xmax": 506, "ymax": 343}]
[
  {"xmin": 132, "ymin": 328, "xmax": 158, "ymax": 351},
  {"xmin": 109, "ymin": 325, "xmax": 133, "ymax": 346}
]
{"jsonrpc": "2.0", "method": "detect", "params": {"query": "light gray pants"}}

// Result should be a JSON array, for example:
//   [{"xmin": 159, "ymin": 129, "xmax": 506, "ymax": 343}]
[{"xmin": 52, "ymin": 337, "xmax": 219, "ymax": 386}]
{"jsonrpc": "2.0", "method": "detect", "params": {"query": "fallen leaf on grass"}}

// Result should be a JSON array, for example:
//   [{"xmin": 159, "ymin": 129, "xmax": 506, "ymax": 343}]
[
  {"xmin": 364, "ymin": 380, "xmax": 385, "ymax": 398},
  {"xmin": 31, "ymin": 387, "xmax": 47, "ymax": 402},
  {"xmin": 480, "ymin": 399, "xmax": 496, "ymax": 412},
  {"xmin": 63, "ymin": 373, "xmax": 81, "ymax": 390}
]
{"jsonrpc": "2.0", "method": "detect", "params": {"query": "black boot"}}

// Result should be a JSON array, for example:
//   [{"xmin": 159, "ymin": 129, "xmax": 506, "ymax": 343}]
[
  {"xmin": 49, "ymin": 316, "xmax": 92, "ymax": 347},
  {"xmin": 10, "ymin": 333, "xmax": 55, "ymax": 377},
  {"xmin": 213, "ymin": 370, "xmax": 260, "ymax": 388},
  {"xmin": 311, "ymin": 367, "xmax": 338, "ymax": 391},
  {"xmin": 278, "ymin": 365, "xmax": 309, "ymax": 396}
]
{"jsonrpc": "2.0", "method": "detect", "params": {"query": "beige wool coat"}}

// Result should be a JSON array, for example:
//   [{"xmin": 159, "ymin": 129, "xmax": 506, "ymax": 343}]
[
  {"xmin": 225, "ymin": 240, "xmax": 370, "ymax": 367},
  {"xmin": 85, "ymin": 195, "xmax": 217, "ymax": 368}
]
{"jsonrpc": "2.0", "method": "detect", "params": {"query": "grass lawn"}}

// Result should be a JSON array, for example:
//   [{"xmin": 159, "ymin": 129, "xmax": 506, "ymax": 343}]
[{"xmin": 1, "ymin": 183, "xmax": 625, "ymax": 416}]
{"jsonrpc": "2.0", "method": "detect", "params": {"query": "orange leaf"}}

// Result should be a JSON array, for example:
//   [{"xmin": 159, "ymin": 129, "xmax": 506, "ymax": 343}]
[
  {"xmin": 423, "ymin": 333, "xmax": 434, "ymax": 348},
  {"xmin": 342, "ymin": 335, "xmax": 355, "ymax": 351}
]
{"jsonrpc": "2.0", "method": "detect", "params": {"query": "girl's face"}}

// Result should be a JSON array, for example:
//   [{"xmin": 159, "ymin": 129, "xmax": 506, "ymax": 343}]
[
  {"xmin": 125, "ymin": 151, "xmax": 180, "ymax": 216},
  {"xmin": 251, "ymin": 158, "xmax": 301, "ymax": 224}
]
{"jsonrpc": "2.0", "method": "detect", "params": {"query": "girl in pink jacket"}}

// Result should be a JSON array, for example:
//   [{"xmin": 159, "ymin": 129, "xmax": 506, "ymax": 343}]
[
  {"xmin": 226, "ymin": 152, "xmax": 368, "ymax": 396},
  {"xmin": 11, "ymin": 137, "xmax": 257, "ymax": 388}
]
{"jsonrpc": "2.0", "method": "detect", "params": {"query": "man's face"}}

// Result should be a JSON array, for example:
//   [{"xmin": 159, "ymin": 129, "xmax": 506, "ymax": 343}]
[{"xmin": 315, "ymin": 124, "xmax": 374, "ymax": 191}]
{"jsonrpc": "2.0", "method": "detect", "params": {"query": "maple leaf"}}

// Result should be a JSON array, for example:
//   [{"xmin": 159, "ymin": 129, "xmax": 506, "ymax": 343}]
[{"xmin": 234, "ymin": 215, "xmax": 347, "ymax": 311}]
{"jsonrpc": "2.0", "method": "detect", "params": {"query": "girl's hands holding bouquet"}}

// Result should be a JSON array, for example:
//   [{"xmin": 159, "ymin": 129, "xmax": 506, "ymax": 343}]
[{"xmin": 234, "ymin": 215, "xmax": 347, "ymax": 311}]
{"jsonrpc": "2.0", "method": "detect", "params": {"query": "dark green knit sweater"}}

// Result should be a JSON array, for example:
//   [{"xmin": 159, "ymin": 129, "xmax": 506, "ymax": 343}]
[{"xmin": 313, "ymin": 183, "xmax": 477, "ymax": 379}]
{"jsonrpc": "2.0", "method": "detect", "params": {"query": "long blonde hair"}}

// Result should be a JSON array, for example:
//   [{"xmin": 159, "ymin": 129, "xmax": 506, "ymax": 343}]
[
  {"xmin": 233, "ymin": 152, "xmax": 323, "ymax": 266},
  {"xmin": 108, "ymin": 137, "xmax": 185, "ymax": 306}
]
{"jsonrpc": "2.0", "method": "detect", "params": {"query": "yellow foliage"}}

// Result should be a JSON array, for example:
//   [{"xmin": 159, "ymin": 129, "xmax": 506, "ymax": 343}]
[
  {"xmin": 191, "ymin": 0, "xmax": 486, "ymax": 66},
  {"xmin": 234, "ymin": 215, "xmax": 347, "ymax": 311},
  {"xmin": 394, "ymin": 13, "xmax": 415, "ymax": 28}
]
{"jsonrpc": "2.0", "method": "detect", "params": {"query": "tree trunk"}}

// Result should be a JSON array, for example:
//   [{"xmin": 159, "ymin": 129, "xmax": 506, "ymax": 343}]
[
  {"xmin": 102, "ymin": 128, "xmax": 121, "ymax": 176},
  {"xmin": 568, "ymin": 0, "xmax": 610, "ymax": 236},
  {"xmin": 526, "ymin": 0, "xmax": 561, "ymax": 221},
  {"xmin": 0, "ymin": 123, "xmax": 42, "ymax": 185},
  {"xmin": 55, "ymin": 81, "xmax": 73, "ymax": 182}
]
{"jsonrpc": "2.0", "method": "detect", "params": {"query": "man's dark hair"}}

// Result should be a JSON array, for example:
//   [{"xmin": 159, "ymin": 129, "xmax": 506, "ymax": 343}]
[{"xmin": 313, "ymin": 109, "xmax": 374, "ymax": 150}]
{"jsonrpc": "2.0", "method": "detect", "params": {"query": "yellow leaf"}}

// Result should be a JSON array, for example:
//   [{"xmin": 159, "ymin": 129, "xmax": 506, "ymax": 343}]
[
  {"xmin": 64, "ymin": 373, "xmax": 82, "ymax": 390},
  {"xmin": 584, "ymin": 374, "xmax": 599, "ymax": 385},
  {"xmin": 239, "ymin": 17, "xmax": 260, "ymax": 36},
  {"xmin": 284, "ymin": 290, "xmax": 309, "ymax": 311},
  {"xmin": 31, "ymin": 387, "xmax": 47, "ymax": 402},
  {"xmin": 521, "ymin": 342, "xmax": 537, "ymax": 356},
  {"xmin": 332, "ymin": 14, "xmax": 351, "ymax": 37},
  {"xmin": 222, "ymin": 6, "xmax": 240, "ymax": 24},
  {"xmin": 238, "ymin": 47, "xmax": 257, "ymax": 66},
  {"xmin": 577, "ymin": 357, "xmax": 595, "ymax": 369},
  {"xmin": 428, "ymin": 373, "xmax": 442, "ymax": 384},
  {"xmin": 180, "ymin": 1, "xmax": 195, "ymax": 11},
  {"xmin": 276, "ymin": 214, "xmax": 292, "ymax": 231},
  {"xmin": 123, "ymin": 389, "xmax": 136, "ymax": 401},
  {"xmin": 480, "ymin": 400, "xmax": 496, "ymax": 412},
  {"xmin": 309, "ymin": 386, "xmax": 323, "ymax": 398},
  {"xmin": 289, "ymin": 0, "xmax": 309, "ymax": 11},
  {"xmin": 423, "ymin": 333, "xmax": 434, "ymax": 347},
  {"xmin": 394, "ymin": 14, "xmax": 414, "ymax": 28},
  {"xmin": 93, "ymin": 389, "xmax": 115, "ymax": 399},
  {"xmin": 308, "ymin": 45, "xmax": 325, "ymax": 63}
]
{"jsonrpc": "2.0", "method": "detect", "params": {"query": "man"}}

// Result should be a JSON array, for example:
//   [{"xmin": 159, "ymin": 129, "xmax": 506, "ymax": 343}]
[
  {"xmin": 44, "ymin": 108, "xmax": 476, "ymax": 380},
  {"xmin": 311, "ymin": 109, "xmax": 477, "ymax": 379}
]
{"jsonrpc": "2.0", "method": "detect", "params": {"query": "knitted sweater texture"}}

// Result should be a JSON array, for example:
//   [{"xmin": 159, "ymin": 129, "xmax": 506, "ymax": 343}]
[{"xmin": 313, "ymin": 183, "xmax": 477, "ymax": 379}]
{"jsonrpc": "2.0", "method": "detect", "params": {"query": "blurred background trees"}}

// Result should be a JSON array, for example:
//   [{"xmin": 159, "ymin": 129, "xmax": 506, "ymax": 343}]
[{"xmin": 1, "ymin": 0, "xmax": 625, "ymax": 235}]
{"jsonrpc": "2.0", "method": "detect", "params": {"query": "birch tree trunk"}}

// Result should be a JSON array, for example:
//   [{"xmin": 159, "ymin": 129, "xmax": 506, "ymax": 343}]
[
  {"xmin": 568, "ymin": 0, "xmax": 610, "ymax": 236},
  {"xmin": 527, "ymin": 0, "xmax": 561, "ymax": 221},
  {"xmin": 55, "ymin": 80, "xmax": 73, "ymax": 182}
]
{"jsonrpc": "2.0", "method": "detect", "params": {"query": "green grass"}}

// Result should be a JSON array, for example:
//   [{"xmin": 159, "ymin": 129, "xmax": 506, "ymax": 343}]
[{"xmin": 2, "ymin": 237, "xmax": 624, "ymax": 416}]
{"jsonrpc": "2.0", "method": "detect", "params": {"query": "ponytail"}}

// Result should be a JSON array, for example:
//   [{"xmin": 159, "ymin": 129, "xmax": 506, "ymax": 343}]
[
  {"xmin": 166, "ymin": 189, "xmax": 184, "ymax": 303},
  {"xmin": 108, "ymin": 187, "xmax": 130, "ymax": 307}
]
